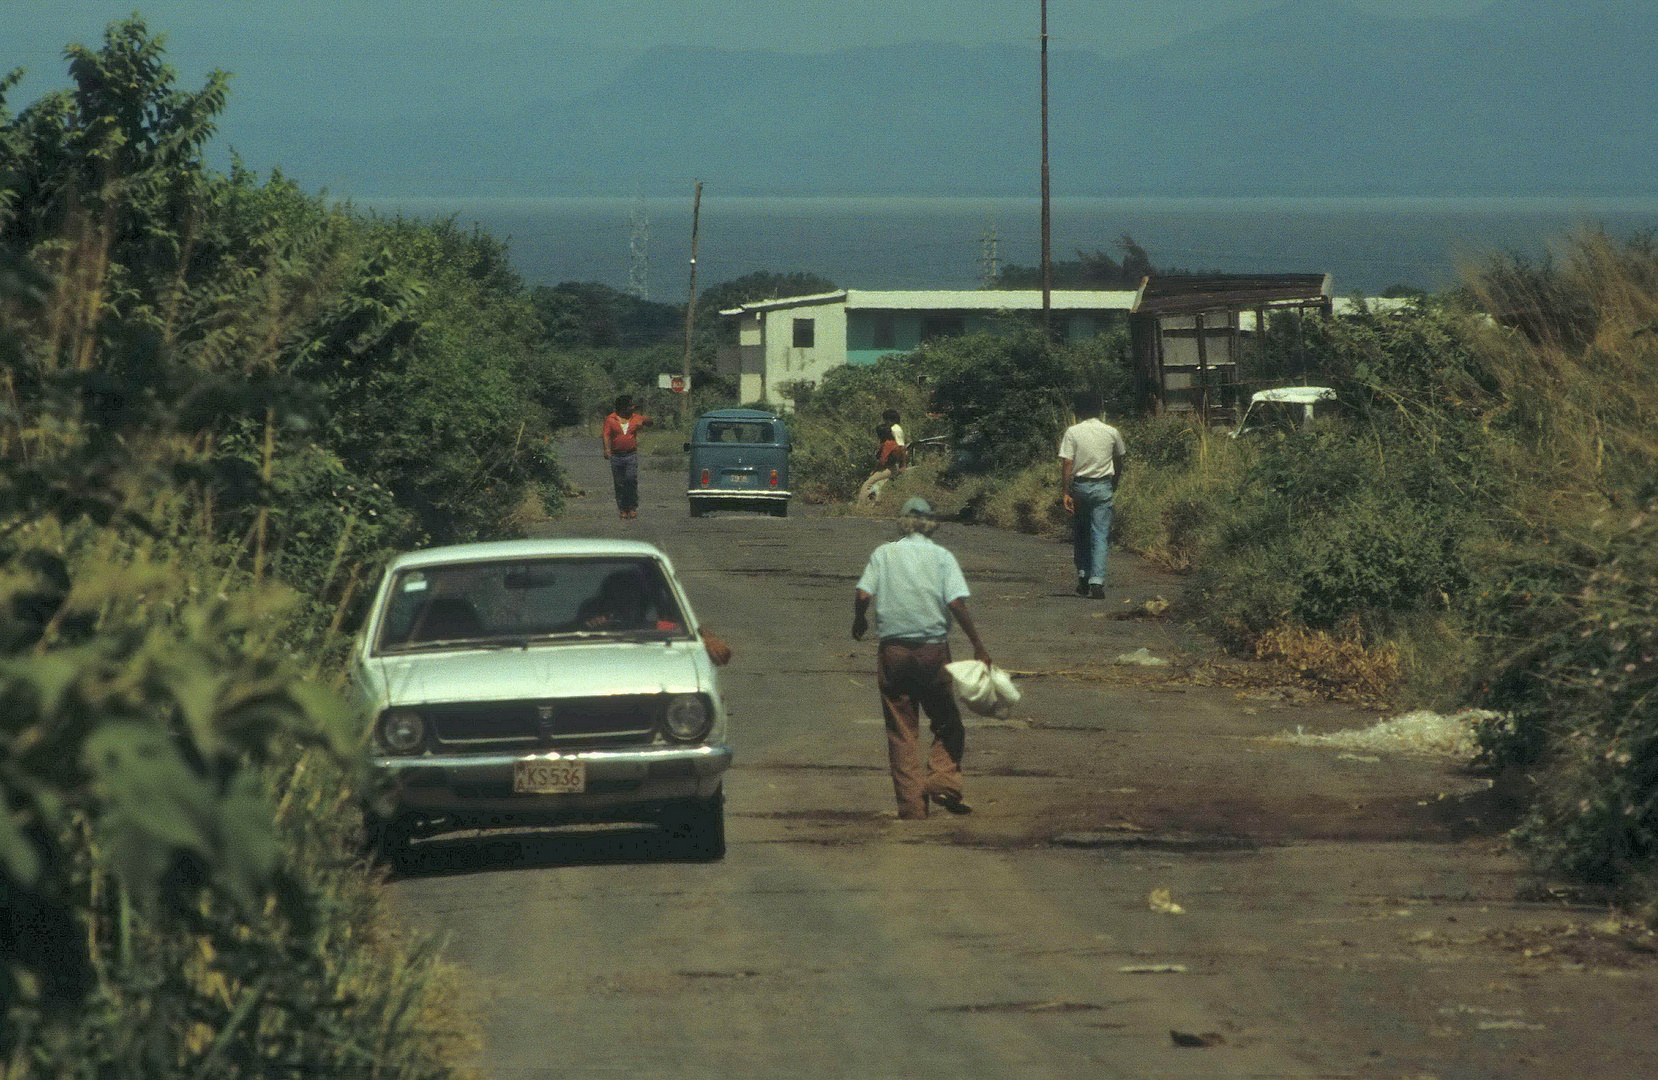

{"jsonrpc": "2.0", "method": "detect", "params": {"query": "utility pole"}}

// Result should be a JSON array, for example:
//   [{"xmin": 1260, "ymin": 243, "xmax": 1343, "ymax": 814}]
[
  {"xmin": 979, "ymin": 220, "xmax": 1001, "ymax": 289},
  {"xmin": 628, "ymin": 184, "xmax": 650, "ymax": 300},
  {"xmin": 682, "ymin": 180, "xmax": 704, "ymax": 427},
  {"xmin": 1040, "ymin": 0, "xmax": 1053, "ymax": 336}
]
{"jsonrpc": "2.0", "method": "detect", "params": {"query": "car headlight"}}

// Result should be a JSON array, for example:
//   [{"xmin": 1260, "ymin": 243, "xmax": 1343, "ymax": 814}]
[
  {"xmin": 379, "ymin": 709, "xmax": 426, "ymax": 753},
  {"xmin": 663, "ymin": 694, "xmax": 712, "ymax": 742}
]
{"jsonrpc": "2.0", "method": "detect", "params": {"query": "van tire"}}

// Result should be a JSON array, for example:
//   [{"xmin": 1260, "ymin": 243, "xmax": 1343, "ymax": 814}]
[
  {"xmin": 769, "ymin": 501, "xmax": 788, "ymax": 518},
  {"xmin": 688, "ymin": 499, "xmax": 706, "ymax": 518}
]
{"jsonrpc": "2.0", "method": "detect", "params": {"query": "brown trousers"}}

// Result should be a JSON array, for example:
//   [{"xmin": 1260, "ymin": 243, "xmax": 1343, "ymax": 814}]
[{"xmin": 877, "ymin": 640, "xmax": 965, "ymax": 819}]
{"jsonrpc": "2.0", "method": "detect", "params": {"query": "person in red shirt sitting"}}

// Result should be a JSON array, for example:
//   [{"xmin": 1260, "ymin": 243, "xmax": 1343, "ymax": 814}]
[
  {"xmin": 855, "ymin": 423, "xmax": 907, "ymax": 505},
  {"xmin": 601, "ymin": 394, "xmax": 653, "ymax": 519}
]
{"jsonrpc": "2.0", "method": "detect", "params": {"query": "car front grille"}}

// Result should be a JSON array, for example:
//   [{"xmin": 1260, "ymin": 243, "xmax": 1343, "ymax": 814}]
[{"xmin": 424, "ymin": 696, "xmax": 662, "ymax": 752}]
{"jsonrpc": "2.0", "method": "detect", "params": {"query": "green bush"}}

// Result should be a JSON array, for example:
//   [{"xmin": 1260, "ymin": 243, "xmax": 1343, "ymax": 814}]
[
  {"xmin": 789, "ymin": 355, "xmax": 934, "ymax": 502},
  {"xmin": 0, "ymin": 19, "xmax": 508, "ymax": 1074}
]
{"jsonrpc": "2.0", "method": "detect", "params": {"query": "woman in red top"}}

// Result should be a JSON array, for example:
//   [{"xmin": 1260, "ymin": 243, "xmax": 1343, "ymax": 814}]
[{"xmin": 601, "ymin": 394, "xmax": 653, "ymax": 519}]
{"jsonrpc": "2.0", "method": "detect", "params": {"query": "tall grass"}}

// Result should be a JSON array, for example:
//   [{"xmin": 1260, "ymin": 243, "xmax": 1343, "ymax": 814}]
[{"xmin": 1461, "ymin": 232, "xmax": 1658, "ymax": 895}]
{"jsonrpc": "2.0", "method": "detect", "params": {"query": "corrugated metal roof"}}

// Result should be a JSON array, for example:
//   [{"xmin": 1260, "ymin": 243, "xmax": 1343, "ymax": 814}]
[
  {"xmin": 1134, "ymin": 274, "xmax": 1331, "ymax": 316},
  {"xmin": 845, "ymin": 289, "xmax": 1139, "ymax": 311},
  {"xmin": 720, "ymin": 288, "xmax": 1139, "ymax": 316},
  {"xmin": 718, "ymin": 291, "xmax": 847, "ymax": 315},
  {"xmin": 1237, "ymin": 296, "xmax": 1416, "ymax": 331}
]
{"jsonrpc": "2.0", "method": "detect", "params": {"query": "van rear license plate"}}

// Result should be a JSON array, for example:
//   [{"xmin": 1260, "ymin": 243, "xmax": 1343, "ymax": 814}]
[
  {"xmin": 513, "ymin": 759, "xmax": 586, "ymax": 794},
  {"xmin": 724, "ymin": 472, "xmax": 752, "ymax": 485}
]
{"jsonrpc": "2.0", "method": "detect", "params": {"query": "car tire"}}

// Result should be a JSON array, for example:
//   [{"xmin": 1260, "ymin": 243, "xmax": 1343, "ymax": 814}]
[
  {"xmin": 769, "ymin": 501, "xmax": 788, "ymax": 518},
  {"xmin": 688, "ymin": 498, "xmax": 706, "ymax": 518},
  {"xmin": 662, "ymin": 790, "xmax": 725, "ymax": 861},
  {"xmin": 365, "ymin": 812, "xmax": 416, "ymax": 871}
]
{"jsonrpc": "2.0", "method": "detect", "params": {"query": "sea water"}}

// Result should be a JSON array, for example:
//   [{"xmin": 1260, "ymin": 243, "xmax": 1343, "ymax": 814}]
[{"xmin": 359, "ymin": 195, "xmax": 1658, "ymax": 298}]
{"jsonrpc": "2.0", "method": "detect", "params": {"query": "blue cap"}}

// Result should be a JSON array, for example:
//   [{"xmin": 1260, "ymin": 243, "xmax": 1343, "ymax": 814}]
[{"xmin": 899, "ymin": 497, "xmax": 935, "ymax": 519}]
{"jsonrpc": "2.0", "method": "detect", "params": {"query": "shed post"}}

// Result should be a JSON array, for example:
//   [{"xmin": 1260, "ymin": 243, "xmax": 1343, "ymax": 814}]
[
  {"xmin": 1295, "ymin": 305, "xmax": 1307, "ymax": 383},
  {"xmin": 1194, "ymin": 311, "xmax": 1210, "ymax": 426},
  {"xmin": 1228, "ymin": 311, "xmax": 1242, "ymax": 417},
  {"xmin": 1153, "ymin": 317, "xmax": 1168, "ymax": 415}
]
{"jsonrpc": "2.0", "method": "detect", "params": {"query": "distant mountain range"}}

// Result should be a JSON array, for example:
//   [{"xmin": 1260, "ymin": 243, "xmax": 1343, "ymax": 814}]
[{"xmin": 217, "ymin": 0, "xmax": 1657, "ymax": 197}]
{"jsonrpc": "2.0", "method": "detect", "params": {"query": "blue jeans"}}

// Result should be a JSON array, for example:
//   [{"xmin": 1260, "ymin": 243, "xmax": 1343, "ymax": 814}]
[
  {"xmin": 610, "ymin": 453, "xmax": 640, "ymax": 513},
  {"xmin": 1071, "ymin": 479, "xmax": 1115, "ymax": 585}
]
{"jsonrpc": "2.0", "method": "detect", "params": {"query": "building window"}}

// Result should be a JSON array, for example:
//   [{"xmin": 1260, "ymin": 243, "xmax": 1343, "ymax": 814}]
[
  {"xmin": 922, "ymin": 315, "xmax": 965, "ymax": 342},
  {"xmin": 793, "ymin": 318, "xmax": 815, "ymax": 348},
  {"xmin": 873, "ymin": 316, "xmax": 896, "ymax": 349}
]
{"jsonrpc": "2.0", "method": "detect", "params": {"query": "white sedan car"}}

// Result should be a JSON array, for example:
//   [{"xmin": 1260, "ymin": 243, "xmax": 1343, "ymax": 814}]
[{"xmin": 352, "ymin": 538, "xmax": 731, "ymax": 865}]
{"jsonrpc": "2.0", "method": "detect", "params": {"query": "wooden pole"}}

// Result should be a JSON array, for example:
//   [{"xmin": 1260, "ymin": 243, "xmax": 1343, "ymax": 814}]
[
  {"xmin": 1040, "ymin": 0, "xmax": 1052, "ymax": 337},
  {"xmin": 683, "ymin": 180, "xmax": 703, "ymax": 426}
]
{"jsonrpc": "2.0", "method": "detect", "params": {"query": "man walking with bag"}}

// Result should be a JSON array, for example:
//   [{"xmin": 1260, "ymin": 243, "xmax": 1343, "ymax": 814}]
[
  {"xmin": 852, "ymin": 498, "xmax": 993, "ymax": 819},
  {"xmin": 1059, "ymin": 391, "xmax": 1127, "ymax": 599}
]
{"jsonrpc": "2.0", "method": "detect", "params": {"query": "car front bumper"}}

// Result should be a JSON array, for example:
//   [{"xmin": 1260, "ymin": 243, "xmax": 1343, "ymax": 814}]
[{"xmin": 374, "ymin": 743, "xmax": 732, "ymax": 817}]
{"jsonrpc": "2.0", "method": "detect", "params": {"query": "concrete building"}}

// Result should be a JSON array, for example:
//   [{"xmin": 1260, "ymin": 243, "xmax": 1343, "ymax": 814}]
[{"xmin": 719, "ymin": 289, "xmax": 1139, "ymax": 406}]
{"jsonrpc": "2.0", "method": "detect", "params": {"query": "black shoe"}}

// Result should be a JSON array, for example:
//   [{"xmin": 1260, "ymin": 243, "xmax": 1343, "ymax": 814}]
[
  {"xmin": 1088, "ymin": 583, "xmax": 1105, "ymax": 599},
  {"xmin": 1075, "ymin": 578, "xmax": 1090, "ymax": 596},
  {"xmin": 930, "ymin": 792, "xmax": 973, "ymax": 815}
]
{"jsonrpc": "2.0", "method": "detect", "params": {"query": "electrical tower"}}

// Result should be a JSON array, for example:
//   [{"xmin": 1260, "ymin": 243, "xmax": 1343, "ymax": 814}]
[
  {"xmin": 979, "ymin": 220, "xmax": 1001, "ymax": 289},
  {"xmin": 627, "ymin": 187, "xmax": 650, "ymax": 300}
]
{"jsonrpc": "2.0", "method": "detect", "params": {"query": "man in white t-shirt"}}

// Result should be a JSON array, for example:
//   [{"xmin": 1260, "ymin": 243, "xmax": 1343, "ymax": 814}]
[
  {"xmin": 1057, "ymin": 392, "xmax": 1127, "ymax": 599},
  {"xmin": 883, "ymin": 409, "xmax": 906, "ymax": 448}
]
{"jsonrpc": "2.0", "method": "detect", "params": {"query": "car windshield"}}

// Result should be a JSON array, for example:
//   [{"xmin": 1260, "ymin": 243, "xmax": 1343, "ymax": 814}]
[{"xmin": 376, "ymin": 556, "xmax": 690, "ymax": 652}]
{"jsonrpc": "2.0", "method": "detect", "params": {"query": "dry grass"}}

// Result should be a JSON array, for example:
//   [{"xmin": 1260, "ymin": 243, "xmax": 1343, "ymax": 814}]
[{"xmin": 1253, "ymin": 621, "xmax": 1403, "ymax": 701}]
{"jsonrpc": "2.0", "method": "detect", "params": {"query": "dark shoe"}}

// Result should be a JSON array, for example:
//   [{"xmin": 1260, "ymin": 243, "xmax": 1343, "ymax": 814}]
[
  {"xmin": 930, "ymin": 792, "xmax": 973, "ymax": 816},
  {"xmin": 1088, "ymin": 583, "xmax": 1105, "ymax": 599}
]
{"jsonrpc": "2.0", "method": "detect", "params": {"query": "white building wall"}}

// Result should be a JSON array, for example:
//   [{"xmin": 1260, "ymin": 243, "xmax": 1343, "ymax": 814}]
[
  {"xmin": 737, "ymin": 312, "xmax": 766, "ymax": 404},
  {"xmin": 762, "ymin": 301, "xmax": 848, "ymax": 406}
]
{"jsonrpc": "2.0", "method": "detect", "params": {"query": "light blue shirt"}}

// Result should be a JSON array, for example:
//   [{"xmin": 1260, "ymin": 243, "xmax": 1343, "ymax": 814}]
[{"xmin": 856, "ymin": 533, "xmax": 971, "ymax": 643}]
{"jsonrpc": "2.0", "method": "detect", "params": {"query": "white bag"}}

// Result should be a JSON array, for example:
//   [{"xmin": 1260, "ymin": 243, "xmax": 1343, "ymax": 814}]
[{"xmin": 943, "ymin": 660, "xmax": 1022, "ymax": 718}]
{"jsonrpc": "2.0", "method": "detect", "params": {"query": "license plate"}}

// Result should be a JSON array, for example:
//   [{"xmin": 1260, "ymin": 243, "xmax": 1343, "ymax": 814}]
[
  {"xmin": 512, "ymin": 758, "xmax": 586, "ymax": 794},
  {"xmin": 724, "ymin": 472, "xmax": 752, "ymax": 485}
]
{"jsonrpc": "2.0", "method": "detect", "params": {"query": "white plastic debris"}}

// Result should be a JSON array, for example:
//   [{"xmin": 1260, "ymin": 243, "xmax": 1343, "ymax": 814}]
[
  {"xmin": 943, "ymin": 660, "xmax": 1023, "ymax": 717},
  {"xmin": 1148, "ymin": 888, "xmax": 1185, "ymax": 915},
  {"xmin": 1114, "ymin": 647, "xmax": 1169, "ymax": 667},
  {"xmin": 1269, "ymin": 709, "xmax": 1501, "ymax": 760}
]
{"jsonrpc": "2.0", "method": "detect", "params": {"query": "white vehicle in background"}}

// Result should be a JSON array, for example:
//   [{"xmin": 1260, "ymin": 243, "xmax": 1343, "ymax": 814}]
[
  {"xmin": 352, "ymin": 539, "xmax": 730, "ymax": 867},
  {"xmin": 1230, "ymin": 385, "xmax": 1339, "ymax": 438}
]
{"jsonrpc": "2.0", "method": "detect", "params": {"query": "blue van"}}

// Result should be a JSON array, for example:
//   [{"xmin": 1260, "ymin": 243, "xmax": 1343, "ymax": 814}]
[{"xmin": 685, "ymin": 409, "xmax": 791, "ymax": 518}]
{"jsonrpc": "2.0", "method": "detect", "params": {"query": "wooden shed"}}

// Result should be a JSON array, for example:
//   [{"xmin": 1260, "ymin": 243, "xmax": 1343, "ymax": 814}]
[{"xmin": 1129, "ymin": 274, "xmax": 1332, "ymax": 424}]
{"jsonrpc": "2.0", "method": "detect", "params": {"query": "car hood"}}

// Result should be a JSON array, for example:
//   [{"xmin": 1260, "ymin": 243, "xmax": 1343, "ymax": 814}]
[{"xmin": 362, "ymin": 641, "xmax": 707, "ymax": 708}]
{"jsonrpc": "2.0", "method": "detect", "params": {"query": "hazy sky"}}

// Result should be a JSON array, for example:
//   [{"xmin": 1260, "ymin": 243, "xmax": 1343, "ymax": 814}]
[{"xmin": 9, "ymin": 1, "xmax": 1496, "ymax": 66}]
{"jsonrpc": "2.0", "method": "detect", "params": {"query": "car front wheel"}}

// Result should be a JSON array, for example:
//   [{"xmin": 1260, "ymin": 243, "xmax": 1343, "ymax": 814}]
[
  {"xmin": 364, "ymin": 811, "xmax": 416, "ymax": 871},
  {"xmin": 662, "ymin": 790, "xmax": 725, "ymax": 861}
]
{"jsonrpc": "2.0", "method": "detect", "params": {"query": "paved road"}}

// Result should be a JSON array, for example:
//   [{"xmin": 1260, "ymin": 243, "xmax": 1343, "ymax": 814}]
[{"xmin": 391, "ymin": 438, "xmax": 1657, "ymax": 1079}]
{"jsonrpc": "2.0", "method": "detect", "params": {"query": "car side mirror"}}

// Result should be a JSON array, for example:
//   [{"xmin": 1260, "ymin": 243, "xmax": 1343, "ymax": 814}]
[{"xmin": 682, "ymin": 442, "xmax": 691, "ymax": 452}]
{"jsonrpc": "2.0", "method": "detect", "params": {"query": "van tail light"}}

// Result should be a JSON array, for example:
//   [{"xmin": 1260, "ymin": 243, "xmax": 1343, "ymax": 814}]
[
  {"xmin": 769, "ymin": 470, "xmax": 779, "ymax": 487},
  {"xmin": 700, "ymin": 469, "xmax": 710, "ymax": 486}
]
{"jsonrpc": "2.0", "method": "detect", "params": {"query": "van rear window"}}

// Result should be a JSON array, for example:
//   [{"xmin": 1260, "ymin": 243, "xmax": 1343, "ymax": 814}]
[{"xmin": 704, "ymin": 421, "xmax": 774, "ymax": 444}]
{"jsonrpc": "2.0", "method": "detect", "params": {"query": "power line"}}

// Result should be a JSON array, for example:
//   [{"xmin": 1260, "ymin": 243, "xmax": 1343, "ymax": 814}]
[{"xmin": 979, "ymin": 220, "xmax": 1001, "ymax": 288}]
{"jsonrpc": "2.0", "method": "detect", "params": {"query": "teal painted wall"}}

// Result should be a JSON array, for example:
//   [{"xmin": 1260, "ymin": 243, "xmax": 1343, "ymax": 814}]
[
  {"xmin": 845, "ymin": 309, "xmax": 1110, "ymax": 366},
  {"xmin": 845, "ymin": 311, "xmax": 923, "ymax": 365}
]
